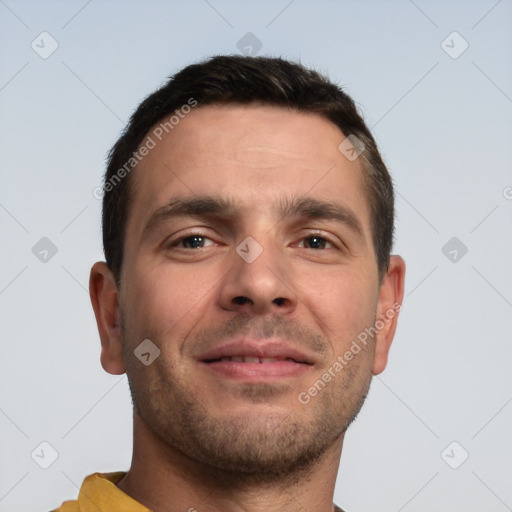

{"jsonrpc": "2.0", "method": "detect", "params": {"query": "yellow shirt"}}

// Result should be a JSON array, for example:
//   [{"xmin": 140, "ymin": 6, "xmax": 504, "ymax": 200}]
[
  {"xmin": 52, "ymin": 472, "xmax": 151, "ymax": 512},
  {"xmin": 52, "ymin": 471, "xmax": 347, "ymax": 512}
]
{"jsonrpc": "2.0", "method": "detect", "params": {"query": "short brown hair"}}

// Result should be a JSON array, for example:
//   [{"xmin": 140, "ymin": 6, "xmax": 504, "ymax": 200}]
[{"xmin": 102, "ymin": 55, "xmax": 394, "ymax": 284}]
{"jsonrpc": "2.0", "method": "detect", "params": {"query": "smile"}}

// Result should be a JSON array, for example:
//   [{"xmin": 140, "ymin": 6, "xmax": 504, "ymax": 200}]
[{"xmin": 207, "ymin": 356, "xmax": 307, "ymax": 364}]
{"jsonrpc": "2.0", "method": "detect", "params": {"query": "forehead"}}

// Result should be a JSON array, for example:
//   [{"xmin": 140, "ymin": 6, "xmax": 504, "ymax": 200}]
[{"xmin": 126, "ymin": 104, "xmax": 372, "ymax": 239}]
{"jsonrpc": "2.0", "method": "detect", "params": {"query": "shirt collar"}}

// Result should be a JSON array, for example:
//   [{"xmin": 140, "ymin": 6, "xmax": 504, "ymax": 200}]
[{"xmin": 78, "ymin": 472, "xmax": 151, "ymax": 512}]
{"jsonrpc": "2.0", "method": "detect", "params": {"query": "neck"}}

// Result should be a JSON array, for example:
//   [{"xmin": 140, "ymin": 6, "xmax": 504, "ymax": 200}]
[{"xmin": 117, "ymin": 413, "xmax": 344, "ymax": 512}]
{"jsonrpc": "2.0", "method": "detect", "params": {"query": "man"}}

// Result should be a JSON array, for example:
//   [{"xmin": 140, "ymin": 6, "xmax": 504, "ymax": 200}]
[{"xmin": 54, "ymin": 55, "xmax": 405, "ymax": 512}]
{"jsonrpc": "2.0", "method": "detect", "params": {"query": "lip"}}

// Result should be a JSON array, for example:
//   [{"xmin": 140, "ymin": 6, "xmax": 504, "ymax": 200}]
[
  {"xmin": 198, "ymin": 339, "xmax": 316, "ymax": 365},
  {"xmin": 198, "ymin": 339, "xmax": 316, "ymax": 381}
]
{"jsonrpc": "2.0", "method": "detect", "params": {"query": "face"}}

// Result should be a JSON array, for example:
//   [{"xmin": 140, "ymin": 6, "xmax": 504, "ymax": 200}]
[{"xmin": 91, "ymin": 104, "xmax": 405, "ymax": 482}]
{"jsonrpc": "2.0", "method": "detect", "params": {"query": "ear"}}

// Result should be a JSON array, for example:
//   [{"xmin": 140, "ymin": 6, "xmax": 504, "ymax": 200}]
[
  {"xmin": 89, "ymin": 261, "xmax": 126, "ymax": 375},
  {"xmin": 372, "ymin": 255, "xmax": 406, "ymax": 375}
]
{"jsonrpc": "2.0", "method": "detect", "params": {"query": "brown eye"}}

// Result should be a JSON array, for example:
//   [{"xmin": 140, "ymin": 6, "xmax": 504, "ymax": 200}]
[
  {"xmin": 298, "ymin": 236, "xmax": 333, "ymax": 250},
  {"xmin": 172, "ymin": 234, "xmax": 215, "ymax": 249}
]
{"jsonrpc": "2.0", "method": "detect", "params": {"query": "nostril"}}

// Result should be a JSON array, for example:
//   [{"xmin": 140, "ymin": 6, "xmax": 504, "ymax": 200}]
[
  {"xmin": 273, "ymin": 297, "xmax": 286, "ymax": 306},
  {"xmin": 234, "ymin": 296, "xmax": 250, "ymax": 305}
]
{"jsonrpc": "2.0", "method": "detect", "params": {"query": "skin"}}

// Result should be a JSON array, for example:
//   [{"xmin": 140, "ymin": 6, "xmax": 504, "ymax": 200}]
[{"xmin": 90, "ymin": 104, "xmax": 405, "ymax": 512}]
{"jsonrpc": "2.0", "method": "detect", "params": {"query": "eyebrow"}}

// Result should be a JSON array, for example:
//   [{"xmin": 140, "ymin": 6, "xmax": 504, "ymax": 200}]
[
  {"xmin": 277, "ymin": 195, "xmax": 364, "ymax": 237},
  {"xmin": 144, "ymin": 195, "xmax": 365, "ymax": 239}
]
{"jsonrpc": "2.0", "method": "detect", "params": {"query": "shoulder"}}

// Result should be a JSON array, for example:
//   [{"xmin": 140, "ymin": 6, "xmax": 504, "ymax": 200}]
[
  {"xmin": 48, "ymin": 500, "xmax": 78, "ymax": 512},
  {"xmin": 49, "ymin": 471, "xmax": 127, "ymax": 511}
]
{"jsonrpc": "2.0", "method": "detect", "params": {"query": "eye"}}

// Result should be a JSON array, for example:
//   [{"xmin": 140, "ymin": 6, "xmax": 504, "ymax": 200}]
[
  {"xmin": 171, "ymin": 234, "xmax": 216, "ymax": 249},
  {"xmin": 297, "ymin": 235, "xmax": 335, "ymax": 250}
]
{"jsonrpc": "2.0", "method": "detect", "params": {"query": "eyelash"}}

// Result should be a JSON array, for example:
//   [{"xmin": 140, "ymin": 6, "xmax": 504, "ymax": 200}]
[{"xmin": 168, "ymin": 232, "xmax": 338, "ymax": 250}]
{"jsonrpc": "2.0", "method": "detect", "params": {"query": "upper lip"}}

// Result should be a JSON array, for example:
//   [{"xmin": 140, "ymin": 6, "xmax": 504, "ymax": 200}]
[{"xmin": 198, "ymin": 339, "xmax": 316, "ymax": 365}]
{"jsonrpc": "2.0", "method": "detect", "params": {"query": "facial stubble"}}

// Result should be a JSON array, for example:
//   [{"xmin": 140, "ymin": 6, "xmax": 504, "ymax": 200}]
[{"xmin": 121, "ymin": 312, "xmax": 374, "ymax": 486}]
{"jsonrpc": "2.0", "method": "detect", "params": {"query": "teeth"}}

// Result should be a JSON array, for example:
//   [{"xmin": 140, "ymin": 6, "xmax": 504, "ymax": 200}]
[{"xmin": 220, "ymin": 356, "xmax": 282, "ymax": 363}]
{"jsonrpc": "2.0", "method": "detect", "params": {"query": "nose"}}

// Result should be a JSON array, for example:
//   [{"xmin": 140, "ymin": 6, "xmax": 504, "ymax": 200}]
[{"xmin": 217, "ymin": 237, "xmax": 298, "ymax": 316}]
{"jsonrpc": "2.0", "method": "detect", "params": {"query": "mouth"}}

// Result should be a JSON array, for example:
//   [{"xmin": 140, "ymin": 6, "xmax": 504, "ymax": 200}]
[
  {"xmin": 204, "ymin": 355, "xmax": 311, "ymax": 364},
  {"xmin": 198, "ymin": 341, "xmax": 315, "ymax": 380},
  {"xmin": 201, "ymin": 358, "xmax": 311, "ymax": 379}
]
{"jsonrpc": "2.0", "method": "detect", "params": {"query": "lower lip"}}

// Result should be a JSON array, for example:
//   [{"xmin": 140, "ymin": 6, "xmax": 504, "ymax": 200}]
[{"xmin": 202, "ymin": 360, "xmax": 311, "ymax": 380}]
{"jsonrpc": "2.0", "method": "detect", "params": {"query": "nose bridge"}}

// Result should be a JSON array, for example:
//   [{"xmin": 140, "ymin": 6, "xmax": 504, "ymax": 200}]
[
  {"xmin": 219, "ymin": 231, "xmax": 298, "ymax": 315},
  {"xmin": 236, "ymin": 233, "xmax": 281, "ymax": 280}
]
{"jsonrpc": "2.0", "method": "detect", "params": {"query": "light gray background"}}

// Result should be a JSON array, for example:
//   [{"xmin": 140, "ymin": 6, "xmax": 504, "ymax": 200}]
[{"xmin": 1, "ymin": 1, "xmax": 511, "ymax": 511}]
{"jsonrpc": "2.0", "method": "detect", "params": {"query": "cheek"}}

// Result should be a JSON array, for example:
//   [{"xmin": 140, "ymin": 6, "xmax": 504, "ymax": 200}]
[
  {"xmin": 122, "ymin": 261, "xmax": 218, "ymax": 343},
  {"xmin": 297, "ymin": 269, "xmax": 377, "ymax": 353}
]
